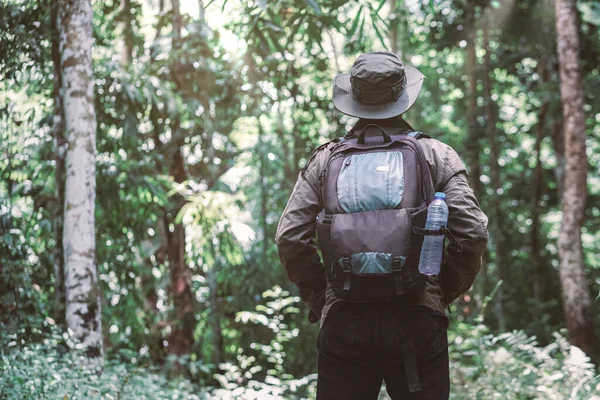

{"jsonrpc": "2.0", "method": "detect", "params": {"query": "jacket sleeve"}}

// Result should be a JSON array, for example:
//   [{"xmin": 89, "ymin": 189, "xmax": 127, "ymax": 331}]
[
  {"xmin": 425, "ymin": 140, "xmax": 489, "ymax": 305},
  {"xmin": 275, "ymin": 150, "xmax": 327, "ymax": 323}
]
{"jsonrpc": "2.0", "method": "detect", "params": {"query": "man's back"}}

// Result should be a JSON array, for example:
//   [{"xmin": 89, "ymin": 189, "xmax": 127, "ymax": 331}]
[{"xmin": 276, "ymin": 117, "xmax": 488, "ymax": 325}]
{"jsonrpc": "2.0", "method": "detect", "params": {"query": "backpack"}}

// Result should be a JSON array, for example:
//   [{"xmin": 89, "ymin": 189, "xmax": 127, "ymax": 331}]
[{"xmin": 316, "ymin": 124, "xmax": 436, "ymax": 302}]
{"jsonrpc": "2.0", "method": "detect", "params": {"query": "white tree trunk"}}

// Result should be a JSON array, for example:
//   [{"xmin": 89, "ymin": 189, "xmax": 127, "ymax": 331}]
[
  {"xmin": 59, "ymin": 0, "xmax": 103, "ymax": 369},
  {"xmin": 555, "ymin": 0, "xmax": 597, "ymax": 358}
]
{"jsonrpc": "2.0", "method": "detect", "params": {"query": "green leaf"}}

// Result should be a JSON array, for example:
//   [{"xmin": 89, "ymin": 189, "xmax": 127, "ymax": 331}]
[
  {"xmin": 372, "ymin": 7, "xmax": 390, "ymax": 29},
  {"xmin": 371, "ymin": 15, "xmax": 387, "ymax": 48},
  {"xmin": 376, "ymin": 0, "xmax": 387, "ymax": 13},
  {"xmin": 347, "ymin": 6, "xmax": 363, "ymax": 37}
]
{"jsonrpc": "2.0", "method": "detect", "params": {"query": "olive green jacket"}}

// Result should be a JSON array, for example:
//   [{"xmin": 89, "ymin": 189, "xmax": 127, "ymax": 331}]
[{"xmin": 275, "ymin": 118, "xmax": 489, "ymax": 325}]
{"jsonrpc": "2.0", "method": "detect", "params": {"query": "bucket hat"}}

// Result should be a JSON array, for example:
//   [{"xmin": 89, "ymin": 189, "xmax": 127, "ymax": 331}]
[{"xmin": 333, "ymin": 51, "xmax": 425, "ymax": 119}]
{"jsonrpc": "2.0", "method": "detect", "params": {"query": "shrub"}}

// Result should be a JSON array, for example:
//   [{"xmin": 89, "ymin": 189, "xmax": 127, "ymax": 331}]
[{"xmin": 449, "ymin": 322, "xmax": 600, "ymax": 400}]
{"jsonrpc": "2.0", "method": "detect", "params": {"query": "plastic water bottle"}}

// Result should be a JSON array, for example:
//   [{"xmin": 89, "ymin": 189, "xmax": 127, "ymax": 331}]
[{"xmin": 418, "ymin": 192, "xmax": 449, "ymax": 276}]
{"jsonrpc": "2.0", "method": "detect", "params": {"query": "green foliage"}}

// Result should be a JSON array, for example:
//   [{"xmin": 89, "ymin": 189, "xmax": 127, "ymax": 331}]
[
  {"xmin": 0, "ymin": 330, "xmax": 205, "ymax": 399},
  {"xmin": 211, "ymin": 286, "xmax": 317, "ymax": 399},
  {"xmin": 449, "ymin": 323, "xmax": 600, "ymax": 400}
]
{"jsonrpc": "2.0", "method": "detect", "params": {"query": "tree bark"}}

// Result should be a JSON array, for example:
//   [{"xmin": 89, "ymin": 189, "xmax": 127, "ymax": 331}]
[
  {"xmin": 207, "ymin": 241, "xmax": 224, "ymax": 365},
  {"xmin": 120, "ymin": 0, "xmax": 133, "ymax": 64},
  {"xmin": 198, "ymin": 0, "xmax": 205, "ymax": 28},
  {"xmin": 465, "ymin": 3, "xmax": 481, "ymax": 197},
  {"xmin": 51, "ymin": 0, "xmax": 66, "ymax": 326},
  {"xmin": 166, "ymin": 136, "xmax": 195, "ymax": 362},
  {"xmin": 551, "ymin": 117, "xmax": 566, "ymax": 202},
  {"xmin": 554, "ymin": 0, "xmax": 597, "ymax": 358},
  {"xmin": 482, "ymin": 21, "xmax": 506, "ymax": 332},
  {"xmin": 59, "ymin": 0, "xmax": 103, "ymax": 369},
  {"xmin": 389, "ymin": 0, "xmax": 408, "ymax": 61},
  {"xmin": 532, "ymin": 56, "xmax": 550, "ymax": 303},
  {"xmin": 258, "ymin": 121, "xmax": 269, "ymax": 263},
  {"xmin": 171, "ymin": 0, "xmax": 182, "ymax": 44},
  {"xmin": 166, "ymin": 0, "xmax": 195, "ymax": 365}
]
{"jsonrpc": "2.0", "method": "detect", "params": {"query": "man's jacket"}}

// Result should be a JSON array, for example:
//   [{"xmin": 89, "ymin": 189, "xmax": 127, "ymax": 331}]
[{"xmin": 275, "ymin": 118, "xmax": 489, "ymax": 325}]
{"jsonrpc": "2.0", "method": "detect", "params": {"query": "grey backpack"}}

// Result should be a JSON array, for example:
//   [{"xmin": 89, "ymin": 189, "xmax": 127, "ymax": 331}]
[{"xmin": 316, "ymin": 124, "xmax": 435, "ymax": 302}]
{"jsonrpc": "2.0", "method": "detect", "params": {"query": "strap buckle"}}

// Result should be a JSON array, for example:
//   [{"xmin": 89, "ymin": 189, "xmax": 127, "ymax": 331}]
[
  {"xmin": 341, "ymin": 257, "xmax": 352, "ymax": 291},
  {"xmin": 392, "ymin": 256, "xmax": 405, "ymax": 295}
]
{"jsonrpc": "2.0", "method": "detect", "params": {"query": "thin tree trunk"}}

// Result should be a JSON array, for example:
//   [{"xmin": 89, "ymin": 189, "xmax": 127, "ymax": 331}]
[
  {"xmin": 150, "ymin": 0, "xmax": 165, "ymax": 61},
  {"xmin": 389, "ymin": 0, "xmax": 407, "ymax": 61},
  {"xmin": 119, "ymin": 0, "xmax": 137, "ymax": 144},
  {"xmin": 51, "ymin": 0, "xmax": 66, "ymax": 326},
  {"xmin": 120, "ymin": 0, "xmax": 133, "ymax": 64},
  {"xmin": 59, "ymin": 0, "xmax": 103, "ymax": 369},
  {"xmin": 198, "ymin": 0, "xmax": 205, "ymax": 27},
  {"xmin": 166, "ymin": 139, "xmax": 195, "ymax": 361},
  {"xmin": 207, "ymin": 242, "xmax": 224, "ymax": 365},
  {"xmin": 327, "ymin": 29, "xmax": 341, "ymax": 73},
  {"xmin": 465, "ymin": 4, "xmax": 481, "ymax": 197},
  {"xmin": 532, "ymin": 56, "xmax": 550, "ymax": 303},
  {"xmin": 167, "ymin": 0, "xmax": 195, "ymax": 366},
  {"xmin": 482, "ymin": 20, "xmax": 506, "ymax": 332},
  {"xmin": 171, "ymin": 0, "xmax": 182, "ymax": 44},
  {"xmin": 465, "ymin": 4, "xmax": 487, "ymax": 313},
  {"xmin": 551, "ymin": 117, "xmax": 566, "ymax": 202},
  {"xmin": 555, "ymin": 0, "xmax": 597, "ymax": 358},
  {"xmin": 258, "ymin": 121, "xmax": 269, "ymax": 263}
]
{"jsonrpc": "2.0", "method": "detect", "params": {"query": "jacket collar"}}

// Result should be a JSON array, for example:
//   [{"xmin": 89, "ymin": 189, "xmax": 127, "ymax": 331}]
[{"xmin": 347, "ymin": 116, "xmax": 414, "ymax": 137}]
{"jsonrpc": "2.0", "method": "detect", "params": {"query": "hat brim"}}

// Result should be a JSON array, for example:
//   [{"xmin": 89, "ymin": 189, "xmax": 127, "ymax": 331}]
[{"xmin": 332, "ymin": 66, "xmax": 425, "ymax": 119}]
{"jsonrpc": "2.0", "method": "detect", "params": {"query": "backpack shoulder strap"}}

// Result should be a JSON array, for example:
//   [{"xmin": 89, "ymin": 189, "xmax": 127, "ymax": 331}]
[
  {"xmin": 399, "ymin": 135, "xmax": 435, "ymax": 204},
  {"xmin": 301, "ymin": 137, "xmax": 344, "ymax": 178},
  {"xmin": 407, "ymin": 131, "xmax": 431, "ymax": 140}
]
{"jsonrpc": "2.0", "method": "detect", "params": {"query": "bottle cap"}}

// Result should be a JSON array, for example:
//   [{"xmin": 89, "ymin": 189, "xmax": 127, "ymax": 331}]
[{"xmin": 434, "ymin": 192, "xmax": 446, "ymax": 199}]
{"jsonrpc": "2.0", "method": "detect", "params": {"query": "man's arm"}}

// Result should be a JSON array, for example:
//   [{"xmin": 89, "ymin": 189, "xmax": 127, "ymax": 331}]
[
  {"xmin": 423, "ymin": 140, "xmax": 489, "ymax": 305},
  {"xmin": 275, "ymin": 148, "xmax": 328, "ymax": 323}
]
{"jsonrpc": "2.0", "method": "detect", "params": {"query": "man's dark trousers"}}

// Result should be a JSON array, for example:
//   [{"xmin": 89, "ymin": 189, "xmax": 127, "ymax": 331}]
[{"xmin": 317, "ymin": 301, "xmax": 449, "ymax": 400}]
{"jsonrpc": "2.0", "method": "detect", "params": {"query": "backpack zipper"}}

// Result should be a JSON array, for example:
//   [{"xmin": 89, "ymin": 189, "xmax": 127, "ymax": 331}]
[{"xmin": 318, "ymin": 168, "xmax": 327, "ymax": 205}]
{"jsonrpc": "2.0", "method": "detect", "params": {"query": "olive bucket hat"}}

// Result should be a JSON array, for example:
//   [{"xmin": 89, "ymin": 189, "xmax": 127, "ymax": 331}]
[{"xmin": 333, "ymin": 51, "xmax": 425, "ymax": 119}]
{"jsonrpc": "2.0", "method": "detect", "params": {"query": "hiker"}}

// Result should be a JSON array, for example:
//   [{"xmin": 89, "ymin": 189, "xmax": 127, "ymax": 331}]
[{"xmin": 275, "ymin": 51, "xmax": 488, "ymax": 400}]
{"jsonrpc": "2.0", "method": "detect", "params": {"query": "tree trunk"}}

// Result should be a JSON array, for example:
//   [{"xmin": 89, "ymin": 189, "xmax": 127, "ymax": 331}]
[
  {"xmin": 120, "ymin": 0, "xmax": 133, "ymax": 64},
  {"xmin": 198, "ymin": 0, "xmax": 205, "ymax": 28},
  {"xmin": 207, "ymin": 241, "xmax": 224, "ymax": 365},
  {"xmin": 257, "ymin": 120, "xmax": 269, "ymax": 263},
  {"xmin": 482, "ymin": 21, "xmax": 506, "ymax": 332},
  {"xmin": 327, "ymin": 29, "xmax": 341, "ymax": 73},
  {"xmin": 551, "ymin": 117, "xmax": 566, "ymax": 202},
  {"xmin": 167, "ymin": 0, "xmax": 195, "ymax": 366},
  {"xmin": 532, "ymin": 56, "xmax": 550, "ymax": 303},
  {"xmin": 166, "ymin": 140, "xmax": 195, "ymax": 362},
  {"xmin": 554, "ymin": 0, "xmax": 597, "ymax": 358},
  {"xmin": 171, "ymin": 0, "xmax": 182, "ymax": 44},
  {"xmin": 389, "ymin": 0, "xmax": 408, "ymax": 61},
  {"xmin": 51, "ymin": 0, "xmax": 66, "ymax": 326},
  {"xmin": 150, "ymin": 0, "xmax": 166, "ymax": 61},
  {"xmin": 59, "ymin": 0, "xmax": 103, "ymax": 369},
  {"xmin": 465, "ymin": 4, "xmax": 481, "ymax": 197}
]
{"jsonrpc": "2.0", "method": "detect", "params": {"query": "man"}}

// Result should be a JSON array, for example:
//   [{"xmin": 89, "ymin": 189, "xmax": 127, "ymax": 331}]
[{"xmin": 275, "ymin": 51, "xmax": 488, "ymax": 399}]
